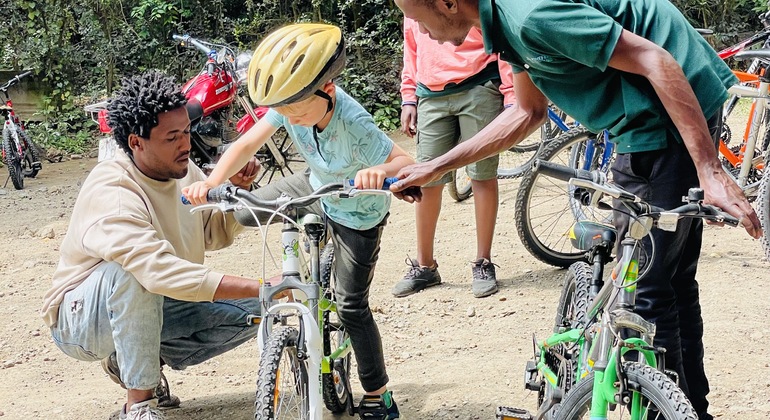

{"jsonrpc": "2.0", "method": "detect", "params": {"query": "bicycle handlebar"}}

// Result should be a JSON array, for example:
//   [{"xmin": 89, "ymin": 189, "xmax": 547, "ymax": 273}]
[
  {"xmin": 532, "ymin": 159, "xmax": 739, "ymax": 226},
  {"xmin": 0, "ymin": 70, "xmax": 33, "ymax": 92},
  {"xmin": 182, "ymin": 178, "xmax": 399, "ymax": 208}
]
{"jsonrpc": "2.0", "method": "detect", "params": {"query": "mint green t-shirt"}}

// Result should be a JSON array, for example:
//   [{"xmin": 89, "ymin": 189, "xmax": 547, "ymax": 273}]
[
  {"xmin": 478, "ymin": 0, "xmax": 737, "ymax": 153},
  {"xmin": 264, "ymin": 87, "xmax": 393, "ymax": 230}
]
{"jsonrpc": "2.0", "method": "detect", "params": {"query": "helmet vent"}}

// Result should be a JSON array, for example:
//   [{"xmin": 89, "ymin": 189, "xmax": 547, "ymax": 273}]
[
  {"xmin": 265, "ymin": 75, "xmax": 273, "ymax": 96},
  {"xmin": 282, "ymin": 41, "xmax": 297, "ymax": 62},
  {"xmin": 291, "ymin": 55, "xmax": 305, "ymax": 75}
]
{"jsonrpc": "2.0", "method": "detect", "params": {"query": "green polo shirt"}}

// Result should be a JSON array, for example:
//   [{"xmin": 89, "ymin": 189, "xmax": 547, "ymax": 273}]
[{"xmin": 479, "ymin": 0, "xmax": 737, "ymax": 153}]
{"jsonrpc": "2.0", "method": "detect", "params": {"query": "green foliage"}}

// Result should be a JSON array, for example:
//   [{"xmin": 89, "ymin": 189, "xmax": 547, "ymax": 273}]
[{"xmin": 6, "ymin": 0, "xmax": 768, "ymax": 141}]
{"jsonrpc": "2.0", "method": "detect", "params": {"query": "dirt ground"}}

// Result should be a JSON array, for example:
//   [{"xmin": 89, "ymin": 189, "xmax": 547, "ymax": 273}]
[{"xmin": 0, "ymin": 132, "xmax": 769, "ymax": 420}]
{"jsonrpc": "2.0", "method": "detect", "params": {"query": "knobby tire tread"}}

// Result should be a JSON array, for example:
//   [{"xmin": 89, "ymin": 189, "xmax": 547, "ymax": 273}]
[
  {"xmin": 319, "ymin": 242, "xmax": 352, "ymax": 413},
  {"xmin": 254, "ymin": 326, "xmax": 306, "ymax": 419},
  {"xmin": 758, "ymin": 170, "xmax": 770, "ymax": 261},
  {"xmin": 554, "ymin": 262, "xmax": 592, "ymax": 333},
  {"xmin": 556, "ymin": 362, "xmax": 697, "ymax": 420},
  {"xmin": 3, "ymin": 128, "xmax": 23, "ymax": 190},
  {"xmin": 514, "ymin": 127, "xmax": 593, "ymax": 267}
]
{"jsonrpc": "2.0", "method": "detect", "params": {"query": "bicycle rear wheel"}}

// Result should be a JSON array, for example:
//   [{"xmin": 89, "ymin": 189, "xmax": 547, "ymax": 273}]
[
  {"xmin": 18, "ymin": 128, "xmax": 41, "ymax": 178},
  {"xmin": 556, "ymin": 362, "xmax": 697, "ymax": 420},
  {"xmin": 515, "ymin": 127, "xmax": 614, "ymax": 267},
  {"xmin": 2, "ymin": 127, "xmax": 23, "ymax": 190},
  {"xmin": 319, "ymin": 242, "xmax": 353, "ymax": 413},
  {"xmin": 254, "ymin": 326, "xmax": 310, "ymax": 419}
]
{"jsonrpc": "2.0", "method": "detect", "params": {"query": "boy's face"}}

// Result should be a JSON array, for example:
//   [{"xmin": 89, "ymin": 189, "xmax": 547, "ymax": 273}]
[{"xmin": 274, "ymin": 95, "xmax": 329, "ymax": 127}]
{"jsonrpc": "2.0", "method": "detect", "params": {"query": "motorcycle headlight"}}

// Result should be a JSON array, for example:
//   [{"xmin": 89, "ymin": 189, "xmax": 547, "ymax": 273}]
[{"xmin": 235, "ymin": 51, "xmax": 253, "ymax": 85}]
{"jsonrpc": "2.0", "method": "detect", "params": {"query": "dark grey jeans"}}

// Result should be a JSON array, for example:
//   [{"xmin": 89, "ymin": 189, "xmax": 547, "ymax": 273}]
[
  {"xmin": 246, "ymin": 171, "xmax": 390, "ymax": 392},
  {"xmin": 611, "ymin": 111, "xmax": 722, "ymax": 420}
]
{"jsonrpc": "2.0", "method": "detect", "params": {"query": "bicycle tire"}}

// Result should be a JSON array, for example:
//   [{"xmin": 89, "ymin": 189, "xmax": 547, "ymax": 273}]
[
  {"xmin": 535, "ymin": 262, "xmax": 592, "ymax": 415},
  {"xmin": 758, "ymin": 168, "xmax": 770, "ymax": 261},
  {"xmin": 319, "ymin": 242, "xmax": 353, "ymax": 413},
  {"xmin": 515, "ymin": 127, "xmax": 613, "ymax": 267},
  {"xmin": 447, "ymin": 168, "xmax": 473, "ymax": 202},
  {"xmin": 254, "ymin": 326, "xmax": 310, "ymax": 419},
  {"xmin": 18, "ymin": 127, "xmax": 41, "ymax": 178},
  {"xmin": 555, "ymin": 361, "xmax": 697, "ymax": 420},
  {"xmin": 2, "ymin": 127, "xmax": 23, "ymax": 190},
  {"xmin": 553, "ymin": 262, "xmax": 592, "ymax": 333},
  {"xmin": 254, "ymin": 128, "xmax": 306, "ymax": 187}
]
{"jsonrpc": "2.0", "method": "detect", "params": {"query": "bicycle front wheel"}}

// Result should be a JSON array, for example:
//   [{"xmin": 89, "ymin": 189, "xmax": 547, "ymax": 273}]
[
  {"xmin": 556, "ymin": 362, "xmax": 697, "ymax": 420},
  {"xmin": 758, "ymin": 169, "xmax": 770, "ymax": 261},
  {"xmin": 515, "ymin": 127, "xmax": 613, "ymax": 267},
  {"xmin": 255, "ymin": 326, "xmax": 310, "ymax": 419},
  {"xmin": 2, "ymin": 127, "xmax": 23, "ymax": 190}
]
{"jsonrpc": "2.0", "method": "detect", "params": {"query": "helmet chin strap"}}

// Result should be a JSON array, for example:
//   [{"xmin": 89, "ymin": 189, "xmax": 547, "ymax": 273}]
[{"xmin": 312, "ymin": 89, "xmax": 334, "ymax": 160}]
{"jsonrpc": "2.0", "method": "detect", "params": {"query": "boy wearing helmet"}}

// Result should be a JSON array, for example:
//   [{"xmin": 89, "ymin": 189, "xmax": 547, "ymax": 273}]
[{"xmin": 184, "ymin": 23, "xmax": 410, "ymax": 419}]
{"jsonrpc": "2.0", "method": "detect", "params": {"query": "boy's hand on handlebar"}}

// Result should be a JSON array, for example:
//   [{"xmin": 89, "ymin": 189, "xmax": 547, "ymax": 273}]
[
  {"xmin": 229, "ymin": 157, "xmax": 261, "ymax": 189},
  {"xmin": 182, "ymin": 181, "xmax": 214, "ymax": 206},
  {"xmin": 701, "ymin": 170, "xmax": 762, "ymax": 238},
  {"xmin": 354, "ymin": 168, "xmax": 388, "ymax": 190},
  {"xmin": 388, "ymin": 162, "xmax": 444, "ymax": 203}
]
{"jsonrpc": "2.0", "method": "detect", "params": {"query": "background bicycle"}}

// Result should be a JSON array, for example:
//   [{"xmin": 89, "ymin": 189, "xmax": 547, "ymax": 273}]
[{"xmin": 1, "ymin": 70, "xmax": 43, "ymax": 190}]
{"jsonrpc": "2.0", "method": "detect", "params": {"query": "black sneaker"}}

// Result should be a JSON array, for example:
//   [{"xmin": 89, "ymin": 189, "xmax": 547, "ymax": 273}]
[
  {"xmin": 358, "ymin": 390, "xmax": 400, "ymax": 419},
  {"xmin": 391, "ymin": 258, "xmax": 442, "ymax": 297},
  {"xmin": 101, "ymin": 352, "xmax": 181, "ymax": 409},
  {"xmin": 471, "ymin": 258, "xmax": 499, "ymax": 298}
]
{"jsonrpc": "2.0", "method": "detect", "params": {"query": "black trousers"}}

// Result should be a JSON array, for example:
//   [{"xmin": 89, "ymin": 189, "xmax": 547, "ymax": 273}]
[{"xmin": 611, "ymin": 111, "xmax": 722, "ymax": 420}]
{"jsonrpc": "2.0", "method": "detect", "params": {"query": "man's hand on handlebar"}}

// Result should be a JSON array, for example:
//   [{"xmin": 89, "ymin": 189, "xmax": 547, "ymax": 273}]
[
  {"xmin": 388, "ymin": 162, "xmax": 446, "ymax": 203},
  {"xmin": 699, "ymin": 169, "xmax": 763, "ymax": 238}
]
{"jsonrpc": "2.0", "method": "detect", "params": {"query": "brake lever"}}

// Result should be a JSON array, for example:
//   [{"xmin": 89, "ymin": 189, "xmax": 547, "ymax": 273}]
[{"xmin": 188, "ymin": 202, "xmax": 240, "ymax": 214}]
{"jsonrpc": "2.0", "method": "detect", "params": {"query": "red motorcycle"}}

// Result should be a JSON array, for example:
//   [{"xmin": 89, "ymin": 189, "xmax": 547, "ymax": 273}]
[
  {"xmin": 86, "ymin": 35, "xmax": 304, "ymax": 185},
  {"xmin": 173, "ymin": 34, "xmax": 304, "ymax": 185}
]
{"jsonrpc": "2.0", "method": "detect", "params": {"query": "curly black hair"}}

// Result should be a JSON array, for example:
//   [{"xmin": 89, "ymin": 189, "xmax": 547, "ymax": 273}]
[{"xmin": 106, "ymin": 70, "xmax": 187, "ymax": 156}]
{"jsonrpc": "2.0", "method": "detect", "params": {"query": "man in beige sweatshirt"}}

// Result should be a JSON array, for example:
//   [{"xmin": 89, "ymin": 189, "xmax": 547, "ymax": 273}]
[{"xmin": 40, "ymin": 71, "xmax": 262, "ymax": 420}]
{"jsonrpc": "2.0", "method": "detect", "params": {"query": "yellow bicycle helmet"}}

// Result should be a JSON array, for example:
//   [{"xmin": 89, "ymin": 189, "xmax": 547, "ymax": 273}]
[{"xmin": 248, "ymin": 23, "xmax": 346, "ymax": 107}]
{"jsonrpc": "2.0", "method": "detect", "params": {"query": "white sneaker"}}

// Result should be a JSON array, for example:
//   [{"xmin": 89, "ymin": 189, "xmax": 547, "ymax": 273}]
[{"xmin": 119, "ymin": 398, "xmax": 164, "ymax": 420}]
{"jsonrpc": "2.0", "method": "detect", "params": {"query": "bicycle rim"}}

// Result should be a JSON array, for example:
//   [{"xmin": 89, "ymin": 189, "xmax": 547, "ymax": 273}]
[
  {"xmin": 556, "ymin": 362, "xmax": 697, "ymax": 420},
  {"xmin": 255, "ymin": 327, "xmax": 310, "ymax": 419}
]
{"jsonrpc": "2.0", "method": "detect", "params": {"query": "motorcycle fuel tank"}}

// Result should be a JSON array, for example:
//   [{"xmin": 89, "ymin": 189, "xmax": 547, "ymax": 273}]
[{"xmin": 181, "ymin": 67, "xmax": 237, "ymax": 116}]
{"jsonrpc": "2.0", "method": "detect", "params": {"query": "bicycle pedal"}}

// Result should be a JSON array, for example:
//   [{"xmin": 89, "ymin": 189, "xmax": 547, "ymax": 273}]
[{"xmin": 496, "ymin": 406, "xmax": 533, "ymax": 420}]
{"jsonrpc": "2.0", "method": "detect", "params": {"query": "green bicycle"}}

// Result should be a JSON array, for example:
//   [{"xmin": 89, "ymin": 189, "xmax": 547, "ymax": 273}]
[{"xmin": 497, "ymin": 160, "xmax": 738, "ymax": 420}]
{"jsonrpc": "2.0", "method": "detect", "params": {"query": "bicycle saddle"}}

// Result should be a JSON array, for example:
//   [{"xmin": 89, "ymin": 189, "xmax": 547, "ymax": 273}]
[{"xmin": 569, "ymin": 220, "xmax": 616, "ymax": 251}]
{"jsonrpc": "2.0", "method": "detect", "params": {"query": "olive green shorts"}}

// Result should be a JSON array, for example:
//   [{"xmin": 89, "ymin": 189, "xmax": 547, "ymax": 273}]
[{"xmin": 416, "ymin": 80, "xmax": 504, "ymax": 186}]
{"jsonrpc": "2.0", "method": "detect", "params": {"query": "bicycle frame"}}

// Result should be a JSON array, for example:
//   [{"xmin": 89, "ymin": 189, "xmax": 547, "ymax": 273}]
[
  {"xmin": 533, "ymin": 235, "xmax": 659, "ymax": 419},
  {"xmin": 256, "ymin": 206, "xmax": 354, "ymax": 420},
  {"xmin": 722, "ymin": 64, "xmax": 770, "ymax": 195}
]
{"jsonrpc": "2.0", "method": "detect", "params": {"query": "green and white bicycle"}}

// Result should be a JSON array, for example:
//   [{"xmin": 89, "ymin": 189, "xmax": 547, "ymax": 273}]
[
  {"xmin": 194, "ymin": 179, "xmax": 403, "ymax": 420},
  {"xmin": 497, "ymin": 160, "xmax": 739, "ymax": 420}
]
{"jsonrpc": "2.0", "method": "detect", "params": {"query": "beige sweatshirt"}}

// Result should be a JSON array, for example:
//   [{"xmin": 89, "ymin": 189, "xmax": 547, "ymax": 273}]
[{"xmin": 41, "ymin": 149, "xmax": 243, "ymax": 327}]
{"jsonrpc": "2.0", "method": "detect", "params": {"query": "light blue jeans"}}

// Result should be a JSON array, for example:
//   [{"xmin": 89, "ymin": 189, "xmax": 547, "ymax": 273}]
[{"xmin": 50, "ymin": 262, "xmax": 260, "ymax": 390}]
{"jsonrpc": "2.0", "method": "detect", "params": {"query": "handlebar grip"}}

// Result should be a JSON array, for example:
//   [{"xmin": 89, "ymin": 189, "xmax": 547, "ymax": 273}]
[
  {"xmin": 532, "ymin": 159, "xmax": 596, "ymax": 182},
  {"xmin": 180, "ymin": 184, "xmax": 235, "ymax": 205},
  {"xmin": 172, "ymin": 34, "xmax": 185, "ymax": 42},
  {"xmin": 347, "ymin": 177, "xmax": 400, "ymax": 190}
]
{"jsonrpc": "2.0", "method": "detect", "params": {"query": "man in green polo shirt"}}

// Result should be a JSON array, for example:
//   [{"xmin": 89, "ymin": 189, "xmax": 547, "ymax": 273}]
[{"xmin": 390, "ymin": 0, "xmax": 763, "ymax": 418}]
